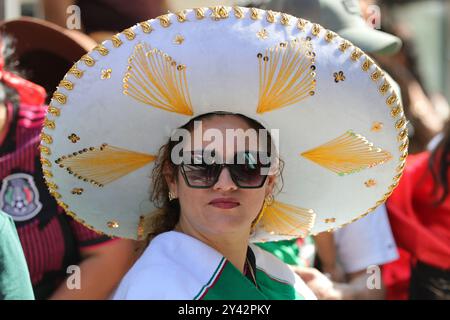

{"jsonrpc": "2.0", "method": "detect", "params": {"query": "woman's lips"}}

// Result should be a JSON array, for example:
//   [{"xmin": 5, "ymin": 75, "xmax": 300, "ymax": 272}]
[{"xmin": 209, "ymin": 198, "xmax": 240, "ymax": 209}]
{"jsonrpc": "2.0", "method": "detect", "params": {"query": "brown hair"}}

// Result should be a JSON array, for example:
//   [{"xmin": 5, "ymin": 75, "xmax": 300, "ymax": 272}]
[{"xmin": 141, "ymin": 111, "xmax": 284, "ymax": 242}]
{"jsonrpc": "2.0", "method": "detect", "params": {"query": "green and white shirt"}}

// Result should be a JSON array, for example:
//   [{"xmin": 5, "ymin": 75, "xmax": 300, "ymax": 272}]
[{"xmin": 112, "ymin": 231, "xmax": 316, "ymax": 300}]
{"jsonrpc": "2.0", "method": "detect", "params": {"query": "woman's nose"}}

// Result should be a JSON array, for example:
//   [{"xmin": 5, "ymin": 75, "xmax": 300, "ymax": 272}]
[{"xmin": 213, "ymin": 167, "xmax": 238, "ymax": 191}]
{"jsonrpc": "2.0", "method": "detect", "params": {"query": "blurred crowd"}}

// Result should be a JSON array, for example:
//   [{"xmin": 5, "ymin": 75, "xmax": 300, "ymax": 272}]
[{"xmin": 0, "ymin": 0, "xmax": 449, "ymax": 300}]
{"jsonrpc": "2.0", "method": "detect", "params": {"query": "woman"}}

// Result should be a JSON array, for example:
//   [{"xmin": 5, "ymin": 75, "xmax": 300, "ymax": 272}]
[
  {"xmin": 386, "ymin": 123, "xmax": 450, "ymax": 299},
  {"xmin": 40, "ymin": 6, "xmax": 408, "ymax": 299}
]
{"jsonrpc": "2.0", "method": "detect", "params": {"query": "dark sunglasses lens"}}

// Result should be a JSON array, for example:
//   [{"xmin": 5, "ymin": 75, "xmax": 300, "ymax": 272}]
[
  {"xmin": 230, "ymin": 152, "xmax": 270, "ymax": 187},
  {"xmin": 229, "ymin": 163, "xmax": 267, "ymax": 187},
  {"xmin": 182, "ymin": 164, "xmax": 220, "ymax": 187}
]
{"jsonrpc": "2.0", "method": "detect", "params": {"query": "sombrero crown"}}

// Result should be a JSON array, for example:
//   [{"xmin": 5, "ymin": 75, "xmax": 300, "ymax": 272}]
[{"xmin": 40, "ymin": 6, "xmax": 407, "ymax": 242}]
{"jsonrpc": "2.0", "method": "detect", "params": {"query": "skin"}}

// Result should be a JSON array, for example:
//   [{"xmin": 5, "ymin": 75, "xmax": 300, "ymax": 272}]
[
  {"xmin": 165, "ymin": 115, "xmax": 276, "ymax": 273},
  {"xmin": 50, "ymin": 239, "xmax": 139, "ymax": 300},
  {"xmin": 292, "ymin": 231, "xmax": 386, "ymax": 299}
]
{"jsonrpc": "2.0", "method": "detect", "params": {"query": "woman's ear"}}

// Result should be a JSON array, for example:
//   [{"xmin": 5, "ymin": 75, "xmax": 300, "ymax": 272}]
[
  {"xmin": 265, "ymin": 174, "xmax": 276, "ymax": 197},
  {"xmin": 163, "ymin": 163, "xmax": 178, "ymax": 195}
]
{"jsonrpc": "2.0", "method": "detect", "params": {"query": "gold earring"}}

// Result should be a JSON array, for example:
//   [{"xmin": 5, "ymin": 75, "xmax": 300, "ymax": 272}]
[
  {"xmin": 251, "ymin": 194, "xmax": 274, "ymax": 231},
  {"xmin": 168, "ymin": 191, "xmax": 177, "ymax": 201}
]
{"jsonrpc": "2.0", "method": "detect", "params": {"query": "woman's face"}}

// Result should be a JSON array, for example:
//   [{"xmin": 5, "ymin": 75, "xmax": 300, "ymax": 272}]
[{"xmin": 166, "ymin": 115, "xmax": 277, "ymax": 238}]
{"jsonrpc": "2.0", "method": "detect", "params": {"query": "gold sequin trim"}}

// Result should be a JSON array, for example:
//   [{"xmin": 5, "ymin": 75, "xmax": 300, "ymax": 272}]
[
  {"xmin": 350, "ymin": 49, "xmax": 363, "ymax": 61},
  {"xmin": 280, "ymin": 13, "xmax": 291, "ymax": 26},
  {"xmin": 362, "ymin": 58, "xmax": 373, "ymax": 72},
  {"xmin": 176, "ymin": 10, "xmax": 188, "ymax": 22},
  {"xmin": 266, "ymin": 10, "xmax": 276, "ymax": 23},
  {"xmin": 139, "ymin": 21, "xmax": 153, "ymax": 33},
  {"xmin": 391, "ymin": 106, "xmax": 402, "ymax": 117},
  {"xmin": 233, "ymin": 6, "xmax": 244, "ymax": 19},
  {"xmin": 339, "ymin": 40, "xmax": 351, "ymax": 52},
  {"xmin": 370, "ymin": 68, "xmax": 383, "ymax": 82},
  {"xmin": 111, "ymin": 35, "xmax": 123, "ymax": 47},
  {"xmin": 325, "ymin": 31, "xmax": 336, "ymax": 42},
  {"xmin": 41, "ymin": 132, "xmax": 53, "ymax": 144},
  {"xmin": 250, "ymin": 8, "xmax": 260, "ymax": 20},
  {"xmin": 324, "ymin": 218, "xmax": 336, "ymax": 223},
  {"xmin": 123, "ymin": 28, "xmax": 136, "ymax": 40},
  {"xmin": 40, "ymin": 145, "xmax": 51, "ymax": 155},
  {"xmin": 46, "ymin": 181, "xmax": 58, "ymax": 190},
  {"xmin": 311, "ymin": 24, "xmax": 321, "ymax": 36},
  {"xmin": 43, "ymin": 170, "xmax": 53, "ymax": 178},
  {"xmin": 399, "ymin": 140, "xmax": 409, "ymax": 152},
  {"xmin": 194, "ymin": 8, "xmax": 205, "ymax": 19},
  {"xmin": 94, "ymin": 44, "xmax": 109, "ymax": 56},
  {"xmin": 68, "ymin": 64, "xmax": 83, "ymax": 78},
  {"xmin": 398, "ymin": 129, "xmax": 408, "ymax": 141},
  {"xmin": 81, "ymin": 54, "xmax": 95, "ymax": 67},
  {"xmin": 379, "ymin": 80, "xmax": 390, "ymax": 95},
  {"xmin": 395, "ymin": 118, "xmax": 406, "ymax": 129},
  {"xmin": 210, "ymin": 6, "xmax": 229, "ymax": 20},
  {"xmin": 44, "ymin": 119, "xmax": 55, "ymax": 130},
  {"xmin": 40, "ymin": 157, "xmax": 52, "ymax": 168},
  {"xmin": 158, "ymin": 14, "xmax": 171, "ymax": 27},
  {"xmin": 59, "ymin": 80, "xmax": 74, "ymax": 90},
  {"xmin": 52, "ymin": 92, "xmax": 67, "ymax": 104},
  {"xmin": 387, "ymin": 93, "xmax": 398, "ymax": 106},
  {"xmin": 297, "ymin": 18, "xmax": 307, "ymax": 30},
  {"xmin": 50, "ymin": 191, "xmax": 61, "ymax": 199},
  {"xmin": 48, "ymin": 106, "xmax": 60, "ymax": 117}
]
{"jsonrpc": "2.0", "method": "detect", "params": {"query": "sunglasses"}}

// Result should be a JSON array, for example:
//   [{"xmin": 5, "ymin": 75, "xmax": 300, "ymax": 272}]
[{"xmin": 178, "ymin": 151, "xmax": 273, "ymax": 189}]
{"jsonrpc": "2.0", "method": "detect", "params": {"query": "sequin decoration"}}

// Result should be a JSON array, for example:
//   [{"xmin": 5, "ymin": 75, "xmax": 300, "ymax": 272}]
[
  {"xmin": 364, "ymin": 179, "xmax": 377, "ymax": 188},
  {"xmin": 173, "ymin": 35, "xmax": 185, "ymax": 45},
  {"xmin": 371, "ymin": 122, "xmax": 384, "ymax": 132},
  {"xmin": 68, "ymin": 133, "xmax": 80, "ymax": 143},
  {"xmin": 101, "ymin": 69, "xmax": 112, "ymax": 80},
  {"xmin": 334, "ymin": 71, "xmax": 346, "ymax": 83},
  {"xmin": 257, "ymin": 29, "xmax": 269, "ymax": 40}
]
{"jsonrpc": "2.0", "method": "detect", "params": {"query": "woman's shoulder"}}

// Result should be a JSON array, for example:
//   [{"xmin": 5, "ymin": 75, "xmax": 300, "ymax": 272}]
[{"xmin": 112, "ymin": 231, "xmax": 225, "ymax": 300}]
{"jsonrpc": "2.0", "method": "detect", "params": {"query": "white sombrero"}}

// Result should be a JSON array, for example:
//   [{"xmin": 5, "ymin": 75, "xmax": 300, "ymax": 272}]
[{"xmin": 40, "ymin": 6, "xmax": 408, "ymax": 242}]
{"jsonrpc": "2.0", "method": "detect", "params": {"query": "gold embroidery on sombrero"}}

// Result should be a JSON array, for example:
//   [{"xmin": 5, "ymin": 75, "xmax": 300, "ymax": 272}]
[
  {"xmin": 256, "ymin": 40, "xmax": 316, "ymax": 114},
  {"xmin": 259, "ymin": 201, "xmax": 315, "ymax": 237},
  {"xmin": 301, "ymin": 130, "xmax": 393, "ymax": 176},
  {"xmin": 55, "ymin": 144, "xmax": 156, "ymax": 187},
  {"xmin": 123, "ymin": 43, "xmax": 193, "ymax": 116}
]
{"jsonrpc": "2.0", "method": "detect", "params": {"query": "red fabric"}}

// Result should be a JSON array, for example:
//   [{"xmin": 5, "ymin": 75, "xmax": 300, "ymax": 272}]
[
  {"xmin": 385, "ymin": 151, "xmax": 450, "ymax": 298},
  {"xmin": 0, "ymin": 47, "xmax": 46, "ymax": 106}
]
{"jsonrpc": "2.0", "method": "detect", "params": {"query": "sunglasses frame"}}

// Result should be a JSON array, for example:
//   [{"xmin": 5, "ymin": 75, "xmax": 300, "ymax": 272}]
[{"xmin": 179, "ymin": 162, "xmax": 271, "ymax": 189}]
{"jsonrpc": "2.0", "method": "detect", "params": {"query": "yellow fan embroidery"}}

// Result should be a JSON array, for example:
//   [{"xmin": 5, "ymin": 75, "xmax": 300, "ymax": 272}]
[
  {"xmin": 301, "ymin": 130, "xmax": 392, "ymax": 176},
  {"xmin": 56, "ymin": 144, "xmax": 156, "ymax": 186},
  {"xmin": 123, "ymin": 43, "xmax": 193, "ymax": 116},
  {"xmin": 260, "ymin": 201, "xmax": 316, "ymax": 238},
  {"xmin": 257, "ymin": 39, "xmax": 316, "ymax": 113}
]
